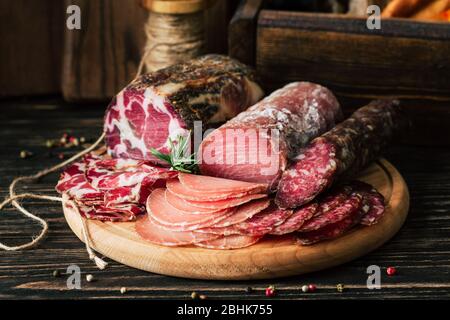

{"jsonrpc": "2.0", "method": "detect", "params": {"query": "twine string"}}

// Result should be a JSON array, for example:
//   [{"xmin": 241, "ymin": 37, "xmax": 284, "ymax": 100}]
[{"xmin": 1, "ymin": 133, "xmax": 107, "ymax": 268}]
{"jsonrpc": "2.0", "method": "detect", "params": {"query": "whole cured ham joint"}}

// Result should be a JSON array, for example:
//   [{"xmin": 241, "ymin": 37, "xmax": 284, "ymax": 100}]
[
  {"xmin": 276, "ymin": 99, "xmax": 405, "ymax": 208},
  {"xmin": 198, "ymin": 82, "xmax": 342, "ymax": 190},
  {"xmin": 104, "ymin": 55, "xmax": 263, "ymax": 163}
]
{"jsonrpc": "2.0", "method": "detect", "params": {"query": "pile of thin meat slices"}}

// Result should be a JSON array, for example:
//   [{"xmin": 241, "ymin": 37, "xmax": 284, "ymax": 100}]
[
  {"xmin": 56, "ymin": 156, "xmax": 385, "ymax": 249},
  {"xmin": 136, "ymin": 173, "xmax": 385, "ymax": 248}
]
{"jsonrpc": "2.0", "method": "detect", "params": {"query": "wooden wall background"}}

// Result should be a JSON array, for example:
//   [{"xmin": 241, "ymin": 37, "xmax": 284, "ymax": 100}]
[{"xmin": 0, "ymin": 0, "xmax": 237, "ymax": 101}]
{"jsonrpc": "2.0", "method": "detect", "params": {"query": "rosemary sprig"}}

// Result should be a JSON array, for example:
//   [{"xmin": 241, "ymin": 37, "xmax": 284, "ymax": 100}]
[{"xmin": 150, "ymin": 132, "xmax": 199, "ymax": 173}]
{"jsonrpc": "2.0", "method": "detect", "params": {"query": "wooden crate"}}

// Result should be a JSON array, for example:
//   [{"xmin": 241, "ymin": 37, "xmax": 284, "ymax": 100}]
[{"xmin": 229, "ymin": 0, "xmax": 450, "ymax": 145}]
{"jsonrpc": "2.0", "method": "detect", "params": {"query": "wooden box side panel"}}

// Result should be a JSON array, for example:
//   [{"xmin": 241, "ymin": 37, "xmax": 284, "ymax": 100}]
[{"xmin": 256, "ymin": 10, "xmax": 450, "ymax": 100}]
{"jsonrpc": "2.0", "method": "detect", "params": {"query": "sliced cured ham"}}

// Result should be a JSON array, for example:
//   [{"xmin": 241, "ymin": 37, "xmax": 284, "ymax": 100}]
[
  {"xmin": 166, "ymin": 179, "xmax": 265, "ymax": 201},
  {"xmin": 185, "ymin": 193, "xmax": 267, "ymax": 210},
  {"xmin": 165, "ymin": 189, "xmax": 227, "ymax": 215},
  {"xmin": 178, "ymin": 173, "xmax": 267, "ymax": 193},
  {"xmin": 136, "ymin": 215, "xmax": 220, "ymax": 246},
  {"xmin": 213, "ymin": 198, "xmax": 271, "ymax": 228},
  {"xmin": 199, "ymin": 82, "xmax": 342, "ymax": 190},
  {"xmin": 147, "ymin": 189, "xmax": 232, "ymax": 228},
  {"xmin": 270, "ymin": 202, "xmax": 318, "ymax": 235},
  {"xmin": 195, "ymin": 234, "xmax": 262, "ymax": 249}
]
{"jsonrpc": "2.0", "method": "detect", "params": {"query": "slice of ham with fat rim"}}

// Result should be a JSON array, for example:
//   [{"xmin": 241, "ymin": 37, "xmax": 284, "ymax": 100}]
[
  {"xmin": 212, "ymin": 198, "xmax": 271, "ymax": 228},
  {"xmin": 178, "ymin": 173, "xmax": 268, "ymax": 194},
  {"xmin": 136, "ymin": 215, "xmax": 220, "ymax": 246},
  {"xmin": 194, "ymin": 234, "xmax": 262, "ymax": 249},
  {"xmin": 166, "ymin": 179, "xmax": 266, "ymax": 201},
  {"xmin": 184, "ymin": 193, "xmax": 267, "ymax": 210},
  {"xmin": 165, "ymin": 189, "xmax": 227, "ymax": 215},
  {"xmin": 147, "ymin": 189, "xmax": 232, "ymax": 228}
]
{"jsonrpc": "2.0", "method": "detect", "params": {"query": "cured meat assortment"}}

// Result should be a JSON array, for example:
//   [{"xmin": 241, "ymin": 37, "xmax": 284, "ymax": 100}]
[
  {"xmin": 198, "ymin": 82, "xmax": 342, "ymax": 190},
  {"xmin": 57, "ymin": 72, "xmax": 404, "ymax": 250},
  {"xmin": 104, "ymin": 54, "xmax": 264, "ymax": 164},
  {"xmin": 56, "ymin": 153, "xmax": 177, "ymax": 221},
  {"xmin": 276, "ymin": 99, "xmax": 405, "ymax": 209},
  {"xmin": 135, "ymin": 175, "xmax": 387, "ymax": 248}
]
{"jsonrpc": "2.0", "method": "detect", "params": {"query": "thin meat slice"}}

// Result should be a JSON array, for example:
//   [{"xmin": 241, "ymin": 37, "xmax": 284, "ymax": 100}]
[
  {"xmin": 147, "ymin": 189, "xmax": 232, "ymax": 227},
  {"xmin": 276, "ymin": 139, "xmax": 337, "ymax": 208},
  {"xmin": 297, "ymin": 216, "xmax": 357, "ymax": 245},
  {"xmin": 136, "ymin": 215, "xmax": 220, "ymax": 246},
  {"xmin": 185, "ymin": 193, "xmax": 267, "ymax": 210},
  {"xmin": 233, "ymin": 205, "xmax": 293, "ymax": 236},
  {"xmin": 178, "ymin": 172, "xmax": 268, "ymax": 193},
  {"xmin": 165, "ymin": 189, "xmax": 226, "ymax": 215},
  {"xmin": 270, "ymin": 202, "xmax": 318, "ymax": 235},
  {"xmin": 349, "ymin": 181, "xmax": 386, "ymax": 226},
  {"xmin": 298, "ymin": 193, "xmax": 363, "ymax": 232},
  {"xmin": 213, "ymin": 198, "xmax": 271, "ymax": 228},
  {"xmin": 195, "ymin": 234, "xmax": 262, "ymax": 249},
  {"xmin": 361, "ymin": 193, "xmax": 385, "ymax": 226},
  {"xmin": 166, "ymin": 179, "xmax": 265, "ymax": 201}
]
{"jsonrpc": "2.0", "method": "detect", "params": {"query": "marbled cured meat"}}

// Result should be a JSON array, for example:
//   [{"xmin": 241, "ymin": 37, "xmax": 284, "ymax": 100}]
[
  {"xmin": 198, "ymin": 82, "xmax": 342, "ymax": 190},
  {"xmin": 276, "ymin": 100, "xmax": 404, "ymax": 208},
  {"xmin": 104, "ymin": 55, "xmax": 263, "ymax": 163}
]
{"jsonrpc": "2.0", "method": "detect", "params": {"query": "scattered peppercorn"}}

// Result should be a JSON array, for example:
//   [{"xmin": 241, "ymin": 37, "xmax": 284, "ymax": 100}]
[
  {"xmin": 80, "ymin": 137, "xmax": 86, "ymax": 143},
  {"xmin": 86, "ymin": 274, "xmax": 94, "ymax": 282},
  {"xmin": 58, "ymin": 153, "xmax": 65, "ymax": 160},
  {"xmin": 19, "ymin": 150, "xmax": 32, "ymax": 159},
  {"xmin": 120, "ymin": 287, "xmax": 127, "ymax": 294},
  {"xmin": 336, "ymin": 284, "xmax": 344, "ymax": 293},
  {"xmin": 301, "ymin": 285, "xmax": 309, "ymax": 293},
  {"xmin": 191, "ymin": 291, "xmax": 199, "ymax": 299},
  {"xmin": 265, "ymin": 285, "xmax": 276, "ymax": 297},
  {"xmin": 308, "ymin": 284, "xmax": 316, "ymax": 292},
  {"xmin": 245, "ymin": 286, "xmax": 253, "ymax": 294},
  {"xmin": 45, "ymin": 140, "xmax": 54, "ymax": 148},
  {"xmin": 52, "ymin": 270, "xmax": 61, "ymax": 277},
  {"xmin": 387, "ymin": 267, "xmax": 397, "ymax": 276},
  {"xmin": 199, "ymin": 294, "xmax": 207, "ymax": 300}
]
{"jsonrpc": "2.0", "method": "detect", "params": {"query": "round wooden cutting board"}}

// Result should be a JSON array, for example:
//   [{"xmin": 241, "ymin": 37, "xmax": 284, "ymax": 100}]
[{"xmin": 63, "ymin": 159, "xmax": 409, "ymax": 280}]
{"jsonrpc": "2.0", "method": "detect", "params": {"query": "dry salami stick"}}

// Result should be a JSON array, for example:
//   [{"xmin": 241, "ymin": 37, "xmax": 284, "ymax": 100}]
[{"xmin": 276, "ymin": 99, "xmax": 406, "ymax": 209}]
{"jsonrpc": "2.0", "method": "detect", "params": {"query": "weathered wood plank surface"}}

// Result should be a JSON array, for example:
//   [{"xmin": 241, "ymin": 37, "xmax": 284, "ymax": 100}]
[{"xmin": 1, "ymin": 100, "xmax": 450, "ymax": 299}]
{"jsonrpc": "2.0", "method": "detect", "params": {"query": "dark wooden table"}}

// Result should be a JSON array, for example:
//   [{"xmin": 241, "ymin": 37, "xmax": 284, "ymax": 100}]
[{"xmin": 1, "ymin": 99, "xmax": 449, "ymax": 300}]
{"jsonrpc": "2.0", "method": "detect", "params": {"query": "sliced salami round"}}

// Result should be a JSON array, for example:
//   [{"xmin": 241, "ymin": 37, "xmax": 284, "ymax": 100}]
[
  {"xmin": 194, "ymin": 234, "xmax": 262, "ymax": 249},
  {"xmin": 298, "ymin": 193, "xmax": 362, "ymax": 232},
  {"xmin": 297, "ymin": 216, "xmax": 356, "ymax": 245},
  {"xmin": 136, "ymin": 215, "xmax": 220, "ymax": 246},
  {"xmin": 233, "ymin": 205, "xmax": 293, "ymax": 236},
  {"xmin": 276, "ymin": 139, "xmax": 337, "ymax": 208},
  {"xmin": 270, "ymin": 202, "xmax": 318, "ymax": 235}
]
